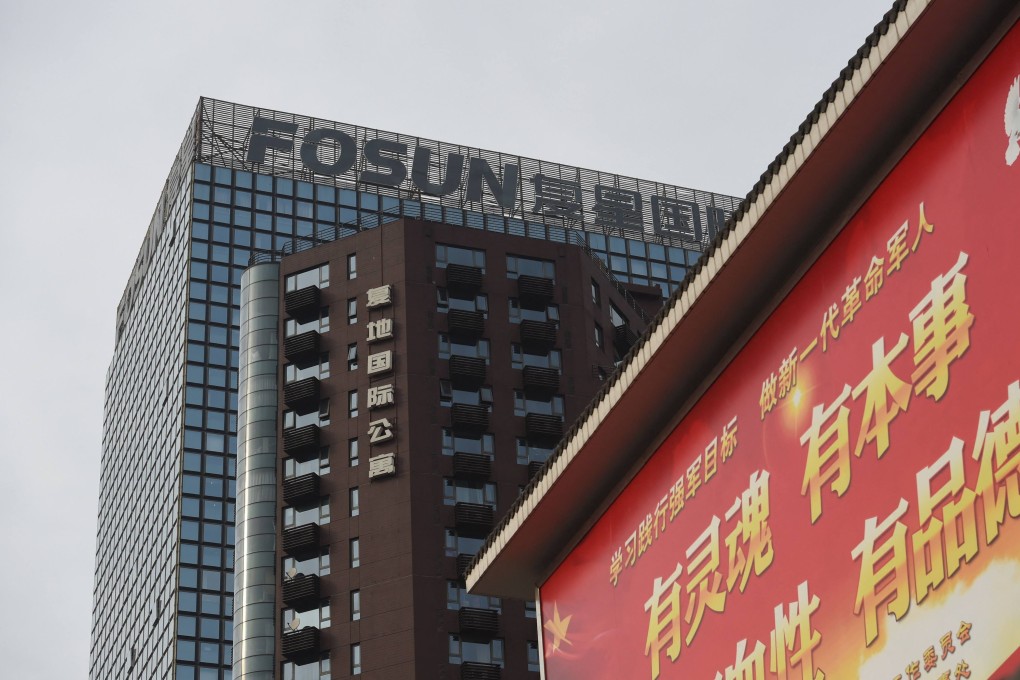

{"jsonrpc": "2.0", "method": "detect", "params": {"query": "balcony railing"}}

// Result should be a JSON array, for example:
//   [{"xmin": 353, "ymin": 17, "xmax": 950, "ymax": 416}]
[
  {"xmin": 283, "ymin": 424, "xmax": 320, "ymax": 462},
  {"xmin": 283, "ymin": 377, "xmax": 320, "ymax": 414},
  {"xmin": 445, "ymin": 264, "xmax": 484, "ymax": 294},
  {"xmin": 281, "ymin": 627, "xmax": 320, "ymax": 663},
  {"xmin": 452, "ymin": 452, "xmax": 491, "ymax": 479},
  {"xmin": 282, "ymin": 523, "xmax": 320, "ymax": 557},
  {"xmin": 449, "ymin": 355, "xmax": 487, "ymax": 388},
  {"xmin": 458, "ymin": 607, "xmax": 500, "ymax": 636},
  {"xmin": 284, "ymin": 285, "xmax": 321, "ymax": 321},
  {"xmin": 455, "ymin": 502, "xmax": 495, "ymax": 536},
  {"xmin": 451, "ymin": 404, "xmax": 490, "ymax": 433},
  {"xmin": 519, "ymin": 320, "xmax": 557, "ymax": 352},
  {"xmin": 522, "ymin": 366, "xmax": 559, "ymax": 395},
  {"xmin": 613, "ymin": 324, "xmax": 640, "ymax": 355},
  {"xmin": 282, "ymin": 574, "xmax": 320, "ymax": 612},
  {"xmin": 517, "ymin": 275, "xmax": 555, "ymax": 309},
  {"xmin": 282, "ymin": 472, "xmax": 321, "ymax": 507},
  {"xmin": 448, "ymin": 309, "xmax": 486, "ymax": 340},
  {"xmin": 461, "ymin": 662, "xmax": 501, "ymax": 680},
  {"xmin": 283, "ymin": 330, "xmax": 321, "ymax": 364},
  {"xmin": 524, "ymin": 413, "xmax": 563, "ymax": 442}
]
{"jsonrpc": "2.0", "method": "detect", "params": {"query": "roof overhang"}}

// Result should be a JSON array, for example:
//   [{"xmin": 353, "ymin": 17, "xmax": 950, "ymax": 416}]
[{"xmin": 468, "ymin": 0, "xmax": 1020, "ymax": 600}]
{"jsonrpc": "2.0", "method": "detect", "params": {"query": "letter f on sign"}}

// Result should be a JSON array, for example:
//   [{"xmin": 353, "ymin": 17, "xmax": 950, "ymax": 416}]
[{"xmin": 247, "ymin": 117, "xmax": 297, "ymax": 163}]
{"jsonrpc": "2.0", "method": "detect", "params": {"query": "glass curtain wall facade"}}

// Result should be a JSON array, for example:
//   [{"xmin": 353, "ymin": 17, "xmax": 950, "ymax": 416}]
[{"xmin": 92, "ymin": 98, "xmax": 737, "ymax": 680}]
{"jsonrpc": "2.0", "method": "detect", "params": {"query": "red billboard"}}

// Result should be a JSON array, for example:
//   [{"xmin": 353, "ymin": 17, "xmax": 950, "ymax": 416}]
[{"xmin": 540, "ymin": 19, "xmax": 1020, "ymax": 680}]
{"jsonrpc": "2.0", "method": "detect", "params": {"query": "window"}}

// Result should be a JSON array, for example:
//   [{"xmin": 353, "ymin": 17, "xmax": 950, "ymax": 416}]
[
  {"xmin": 506, "ymin": 254, "xmax": 554, "ymax": 281},
  {"xmin": 525, "ymin": 600, "xmax": 537, "ymax": 619},
  {"xmin": 508, "ymin": 299, "xmax": 559, "ymax": 324},
  {"xmin": 609, "ymin": 303, "xmax": 626, "ymax": 328},
  {"xmin": 347, "ymin": 253, "xmax": 357, "ymax": 280},
  {"xmin": 348, "ymin": 391, "xmax": 358, "ymax": 418},
  {"xmin": 348, "ymin": 438, "xmax": 359, "ymax": 467},
  {"xmin": 445, "ymin": 528, "xmax": 485, "ymax": 557},
  {"xmin": 441, "ymin": 429, "xmax": 493, "ymax": 458},
  {"xmin": 528, "ymin": 641, "xmax": 540, "ymax": 672},
  {"xmin": 350, "ymin": 538, "xmax": 360, "ymax": 568},
  {"xmin": 350, "ymin": 590, "xmax": 361, "ymax": 621},
  {"xmin": 449, "ymin": 635, "xmax": 504, "ymax": 666},
  {"xmin": 349, "ymin": 487, "xmax": 360, "ymax": 517},
  {"xmin": 594, "ymin": 323, "xmax": 604, "ymax": 349},
  {"xmin": 285, "ymin": 264, "xmax": 330, "ymax": 292},
  {"xmin": 443, "ymin": 479, "xmax": 496, "ymax": 507},
  {"xmin": 591, "ymin": 279, "xmax": 601, "ymax": 306},
  {"xmin": 283, "ymin": 401, "xmax": 330, "ymax": 429},
  {"xmin": 282, "ymin": 654, "xmax": 331, "ymax": 679},
  {"xmin": 438, "ymin": 334, "xmax": 490, "ymax": 362},
  {"xmin": 351, "ymin": 643, "xmax": 362, "ymax": 675},
  {"xmin": 446, "ymin": 581, "xmax": 501, "ymax": 611},
  {"xmin": 284, "ymin": 447, "xmax": 330, "ymax": 479},
  {"xmin": 511, "ymin": 344, "xmax": 561, "ymax": 371},
  {"xmin": 436, "ymin": 244, "xmax": 486, "ymax": 270},
  {"xmin": 347, "ymin": 343, "xmax": 358, "ymax": 371},
  {"xmin": 283, "ymin": 549, "xmax": 330, "ymax": 578},
  {"xmin": 516, "ymin": 438, "xmax": 555, "ymax": 465},
  {"xmin": 285, "ymin": 308, "xmax": 329, "ymax": 337},
  {"xmin": 439, "ymin": 381, "xmax": 493, "ymax": 408},
  {"xmin": 514, "ymin": 391, "xmax": 564, "ymax": 417},
  {"xmin": 283, "ymin": 497, "xmax": 330, "ymax": 528},
  {"xmin": 282, "ymin": 601, "xmax": 331, "ymax": 630},
  {"xmin": 285, "ymin": 353, "xmax": 330, "ymax": 383},
  {"xmin": 437, "ymin": 288, "xmax": 488, "ymax": 314},
  {"xmin": 347, "ymin": 297, "xmax": 357, "ymax": 325}
]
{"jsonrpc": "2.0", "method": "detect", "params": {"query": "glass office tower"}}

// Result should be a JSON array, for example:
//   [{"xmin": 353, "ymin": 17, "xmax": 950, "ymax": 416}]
[{"xmin": 90, "ymin": 97, "xmax": 739, "ymax": 680}]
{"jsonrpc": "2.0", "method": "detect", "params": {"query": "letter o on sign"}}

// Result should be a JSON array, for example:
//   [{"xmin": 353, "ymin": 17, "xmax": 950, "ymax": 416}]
[{"xmin": 301, "ymin": 128, "xmax": 357, "ymax": 176}]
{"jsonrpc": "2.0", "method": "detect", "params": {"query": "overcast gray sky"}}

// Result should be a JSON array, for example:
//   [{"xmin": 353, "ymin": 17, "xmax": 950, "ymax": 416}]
[{"xmin": 0, "ymin": 0, "xmax": 893, "ymax": 676}]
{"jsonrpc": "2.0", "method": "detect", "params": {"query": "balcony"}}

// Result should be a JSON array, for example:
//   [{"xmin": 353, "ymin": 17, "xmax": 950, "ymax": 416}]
[
  {"xmin": 455, "ymin": 502, "xmax": 495, "ymax": 536},
  {"xmin": 461, "ymin": 662, "xmax": 502, "ymax": 680},
  {"xmin": 283, "ymin": 330, "xmax": 320, "ymax": 364},
  {"xmin": 453, "ymin": 452, "xmax": 491, "ymax": 479},
  {"xmin": 451, "ymin": 404, "xmax": 489, "ymax": 434},
  {"xmin": 456, "ymin": 553, "xmax": 475, "ymax": 578},
  {"xmin": 282, "ymin": 523, "xmax": 320, "ymax": 557},
  {"xmin": 519, "ymin": 320, "xmax": 557, "ymax": 352},
  {"xmin": 614, "ymin": 324, "xmax": 640, "ymax": 355},
  {"xmin": 281, "ymin": 627, "xmax": 320, "ymax": 663},
  {"xmin": 445, "ymin": 264, "xmax": 484, "ymax": 294},
  {"xmin": 448, "ymin": 309, "xmax": 485, "ymax": 340},
  {"xmin": 283, "ymin": 424, "xmax": 320, "ymax": 462},
  {"xmin": 283, "ymin": 377, "xmax": 320, "ymax": 414},
  {"xmin": 528, "ymin": 460, "xmax": 546, "ymax": 480},
  {"xmin": 517, "ymin": 275, "xmax": 555, "ymax": 309},
  {"xmin": 284, "ymin": 285, "xmax": 321, "ymax": 321},
  {"xmin": 449, "ymin": 356, "xmax": 487, "ymax": 389},
  {"xmin": 522, "ymin": 366, "xmax": 559, "ymax": 395},
  {"xmin": 524, "ymin": 413, "xmax": 563, "ymax": 442},
  {"xmin": 458, "ymin": 607, "xmax": 500, "ymax": 636},
  {"xmin": 282, "ymin": 574, "xmax": 320, "ymax": 612},
  {"xmin": 282, "ymin": 472, "xmax": 321, "ymax": 507}
]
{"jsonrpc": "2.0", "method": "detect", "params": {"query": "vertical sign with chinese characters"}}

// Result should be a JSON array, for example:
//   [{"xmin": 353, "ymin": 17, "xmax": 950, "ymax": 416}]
[
  {"xmin": 538, "ymin": 20, "xmax": 1020, "ymax": 680},
  {"xmin": 365, "ymin": 284, "xmax": 398, "ymax": 480}
]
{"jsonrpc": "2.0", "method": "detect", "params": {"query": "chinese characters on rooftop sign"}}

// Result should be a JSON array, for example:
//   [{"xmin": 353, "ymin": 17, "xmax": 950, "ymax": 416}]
[
  {"xmin": 197, "ymin": 99, "xmax": 738, "ymax": 249},
  {"xmin": 538, "ymin": 20, "xmax": 1020, "ymax": 680}
]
